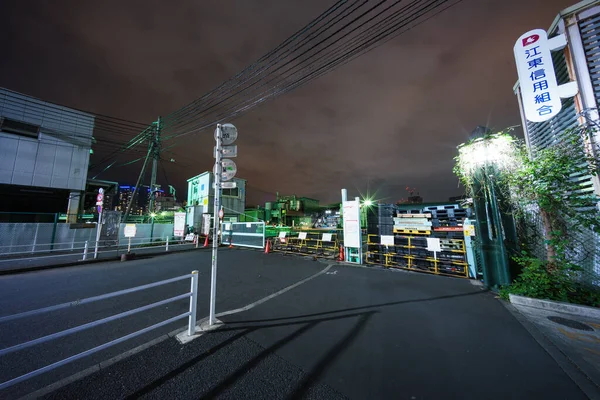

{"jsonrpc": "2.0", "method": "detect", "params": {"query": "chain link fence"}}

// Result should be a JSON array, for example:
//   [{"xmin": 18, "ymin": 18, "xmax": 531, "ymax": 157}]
[{"xmin": 519, "ymin": 210, "xmax": 600, "ymax": 286}]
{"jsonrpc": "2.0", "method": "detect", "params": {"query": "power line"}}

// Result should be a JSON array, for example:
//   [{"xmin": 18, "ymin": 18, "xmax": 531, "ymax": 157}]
[
  {"xmin": 162, "ymin": 0, "xmax": 460, "ymax": 142},
  {"xmin": 159, "ymin": 0, "xmax": 352, "ymax": 129}
]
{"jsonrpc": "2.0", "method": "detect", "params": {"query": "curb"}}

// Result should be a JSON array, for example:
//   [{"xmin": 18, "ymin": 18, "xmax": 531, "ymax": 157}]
[{"xmin": 509, "ymin": 294, "xmax": 600, "ymax": 319}]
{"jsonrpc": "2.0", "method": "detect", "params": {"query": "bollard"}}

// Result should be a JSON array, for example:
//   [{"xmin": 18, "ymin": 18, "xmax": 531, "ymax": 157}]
[
  {"xmin": 195, "ymin": 235, "xmax": 199, "ymax": 249},
  {"xmin": 94, "ymin": 240, "xmax": 99, "ymax": 259},
  {"xmin": 166, "ymin": 237, "xmax": 169, "ymax": 252},
  {"xmin": 188, "ymin": 270, "xmax": 199, "ymax": 336},
  {"xmin": 82, "ymin": 241, "xmax": 89, "ymax": 261}
]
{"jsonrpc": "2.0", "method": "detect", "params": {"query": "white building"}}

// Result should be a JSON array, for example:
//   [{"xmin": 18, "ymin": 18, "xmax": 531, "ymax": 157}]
[
  {"xmin": 186, "ymin": 171, "xmax": 246, "ymax": 231},
  {"xmin": 0, "ymin": 88, "xmax": 94, "ymax": 221}
]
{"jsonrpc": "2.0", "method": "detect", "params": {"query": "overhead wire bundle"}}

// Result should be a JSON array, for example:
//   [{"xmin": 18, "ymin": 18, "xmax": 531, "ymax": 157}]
[{"xmin": 159, "ymin": 0, "xmax": 463, "ymax": 144}]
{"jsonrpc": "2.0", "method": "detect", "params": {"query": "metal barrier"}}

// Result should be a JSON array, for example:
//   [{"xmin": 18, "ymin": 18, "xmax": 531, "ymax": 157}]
[
  {"xmin": 0, "ymin": 236, "xmax": 203, "ymax": 267},
  {"xmin": 0, "ymin": 271, "xmax": 199, "ymax": 391},
  {"xmin": 221, "ymin": 222, "xmax": 265, "ymax": 249},
  {"xmin": 271, "ymin": 230, "xmax": 340, "ymax": 258},
  {"xmin": 365, "ymin": 234, "xmax": 469, "ymax": 278}
]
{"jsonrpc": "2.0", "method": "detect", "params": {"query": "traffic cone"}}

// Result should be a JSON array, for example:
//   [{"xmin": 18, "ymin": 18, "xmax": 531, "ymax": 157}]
[
  {"xmin": 203, "ymin": 235, "xmax": 209, "ymax": 248},
  {"xmin": 338, "ymin": 245, "xmax": 344, "ymax": 262},
  {"xmin": 264, "ymin": 239, "xmax": 271, "ymax": 254},
  {"xmin": 229, "ymin": 242, "xmax": 234, "ymax": 249}
]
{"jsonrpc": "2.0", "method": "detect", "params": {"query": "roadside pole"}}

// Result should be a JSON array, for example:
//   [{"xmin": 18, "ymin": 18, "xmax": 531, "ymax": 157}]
[
  {"xmin": 209, "ymin": 125, "xmax": 223, "ymax": 326},
  {"xmin": 94, "ymin": 188, "xmax": 104, "ymax": 259},
  {"xmin": 209, "ymin": 123, "xmax": 239, "ymax": 326},
  {"xmin": 94, "ymin": 208, "xmax": 102, "ymax": 259}
]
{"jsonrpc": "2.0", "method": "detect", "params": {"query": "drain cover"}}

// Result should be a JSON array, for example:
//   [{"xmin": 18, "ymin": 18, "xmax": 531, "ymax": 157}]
[{"xmin": 547, "ymin": 316, "xmax": 594, "ymax": 331}]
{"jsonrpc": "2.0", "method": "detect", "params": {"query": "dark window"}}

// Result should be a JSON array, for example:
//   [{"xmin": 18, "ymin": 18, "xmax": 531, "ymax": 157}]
[
  {"xmin": 222, "ymin": 188, "xmax": 239, "ymax": 197},
  {"xmin": 0, "ymin": 117, "xmax": 40, "ymax": 139}
]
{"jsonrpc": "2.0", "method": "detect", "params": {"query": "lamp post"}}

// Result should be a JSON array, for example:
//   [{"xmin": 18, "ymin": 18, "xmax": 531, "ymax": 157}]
[{"xmin": 457, "ymin": 133, "xmax": 516, "ymax": 288}]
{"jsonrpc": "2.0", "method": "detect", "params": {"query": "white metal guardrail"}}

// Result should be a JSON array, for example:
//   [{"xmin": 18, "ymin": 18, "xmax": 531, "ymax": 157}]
[
  {"xmin": 0, "ymin": 271, "xmax": 199, "ymax": 391},
  {"xmin": 0, "ymin": 236, "xmax": 203, "ymax": 265}
]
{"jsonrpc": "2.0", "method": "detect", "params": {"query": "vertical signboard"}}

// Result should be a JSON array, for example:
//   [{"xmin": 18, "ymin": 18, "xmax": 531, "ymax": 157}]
[
  {"xmin": 342, "ymin": 199, "xmax": 361, "ymax": 248},
  {"xmin": 514, "ymin": 29, "xmax": 562, "ymax": 122},
  {"xmin": 174, "ymin": 212, "xmax": 186, "ymax": 237}
]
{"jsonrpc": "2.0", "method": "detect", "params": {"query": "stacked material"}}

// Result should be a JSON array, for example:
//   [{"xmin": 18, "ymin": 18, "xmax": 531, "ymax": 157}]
[{"xmin": 393, "ymin": 213, "xmax": 432, "ymax": 235}]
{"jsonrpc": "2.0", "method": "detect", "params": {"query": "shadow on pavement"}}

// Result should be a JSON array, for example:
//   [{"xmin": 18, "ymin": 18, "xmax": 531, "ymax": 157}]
[
  {"xmin": 123, "ymin": 329, "xmax": 254, "ymax": 400},
  {"xmin": 123, "ymin": 311, "xmax": 377, "ymax": 399},
  {"xmin": 227, "ymin": 289, "xmax": 487, "ymax": 325}
]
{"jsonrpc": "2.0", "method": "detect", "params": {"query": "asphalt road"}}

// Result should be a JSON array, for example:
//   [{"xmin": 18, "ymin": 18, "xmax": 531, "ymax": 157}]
[{"xmin": 0, "ymin": 249, "xmax": 590, "ymax": 399}]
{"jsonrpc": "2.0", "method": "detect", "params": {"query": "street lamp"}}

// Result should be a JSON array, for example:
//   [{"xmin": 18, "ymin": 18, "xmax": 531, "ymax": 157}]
[{"xmin": 456, "ymin": 132, "xmax": 518, "ymax": 288}]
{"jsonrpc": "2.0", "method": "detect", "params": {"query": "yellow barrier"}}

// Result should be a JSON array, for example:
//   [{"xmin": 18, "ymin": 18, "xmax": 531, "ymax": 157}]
[
  {"xmin": 365, "ymin": 234, "xmax": 469, "ymax": 279},
  {"xmin": 270, "ymin": 231, "xmax": 340, "ymax": 258}
]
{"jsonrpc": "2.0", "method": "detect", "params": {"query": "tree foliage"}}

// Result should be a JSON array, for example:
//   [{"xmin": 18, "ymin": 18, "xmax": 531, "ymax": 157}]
[{"xmin": 454, "ymin": 126, "xmax": 600, "ymax": 306}]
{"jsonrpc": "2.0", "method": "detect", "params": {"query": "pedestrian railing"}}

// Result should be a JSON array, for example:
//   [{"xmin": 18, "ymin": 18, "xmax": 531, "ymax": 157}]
[
  {"xmin": 0, "ymin": 271, "xmax": 199, "ymax": 391},
  {"xmin": 0, "ymin": 235, "xmax": 203, "ymax": 266}
]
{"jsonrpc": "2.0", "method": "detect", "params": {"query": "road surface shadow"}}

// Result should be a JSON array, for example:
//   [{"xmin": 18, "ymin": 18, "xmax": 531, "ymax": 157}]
[
  {"xmin": 125, "ymin": 311, "xmax": 376, "ymax": 399},
  {"xmin": 228, "ymin": 289, "xmax": 486, "ymax": 325}
]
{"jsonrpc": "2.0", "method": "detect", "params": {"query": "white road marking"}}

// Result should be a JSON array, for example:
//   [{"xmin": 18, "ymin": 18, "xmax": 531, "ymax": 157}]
[{"xmin": 177, "ymin": 263, "xmax": 333, "ymax": 343}]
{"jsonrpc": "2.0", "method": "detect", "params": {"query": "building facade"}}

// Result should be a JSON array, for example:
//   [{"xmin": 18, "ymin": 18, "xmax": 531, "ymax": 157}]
[
  {"xmin": 0, "ymin": 88, "xmax": 94, "ymax": 221},
  {"xmin": 514, "ymin": 0, "xmax": 600, "ymax": 197},
  {"xmin": 513, "ymin": 0, "xmax": 600, "ymax": 283},
  {"xmin": 186, "ymin": 171, "xmax": 246, "ymax": 229}
]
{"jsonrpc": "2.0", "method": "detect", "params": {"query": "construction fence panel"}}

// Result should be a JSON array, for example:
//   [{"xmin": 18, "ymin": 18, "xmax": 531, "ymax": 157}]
[
  {"xmin": 0, "ymin": 223, "xmax": 97, "ymax": 255},
  {"xmin": 222, "ymin": 222, "xmax": 265, "ymax": 249}
]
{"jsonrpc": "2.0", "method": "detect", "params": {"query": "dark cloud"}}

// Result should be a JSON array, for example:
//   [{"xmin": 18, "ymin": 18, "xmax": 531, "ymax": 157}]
[{"xmin": 0, "ymin": 0, "xmax": 575, "ymax": 205}]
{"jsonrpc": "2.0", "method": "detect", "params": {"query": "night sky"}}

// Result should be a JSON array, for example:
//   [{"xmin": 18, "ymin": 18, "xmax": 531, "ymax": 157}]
[{"xmin": 0, "ymin": 0, "xmax": 575, "ymax": 206}]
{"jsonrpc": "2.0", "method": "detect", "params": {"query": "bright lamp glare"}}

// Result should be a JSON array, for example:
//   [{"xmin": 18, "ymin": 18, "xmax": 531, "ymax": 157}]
[
  {"xmin": 150, "ymin": 212, "xmax": 157, "ymax": 217},
  {"xmin": 458, "ymin": 134, "xmax": 518, "ymax": 174},
  {"xmin": 364, "ymin": 199, "xmax": 373, "ymax": 206}
]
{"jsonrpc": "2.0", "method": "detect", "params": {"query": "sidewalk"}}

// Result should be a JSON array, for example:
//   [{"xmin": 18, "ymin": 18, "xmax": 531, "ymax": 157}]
[
  {"xmin": 508, "ymin": 295, "xmax": 600, "ymax": 399},
  {"xmin": 0, "ymin": 242, "xmax": 205, "ymax": 274}
]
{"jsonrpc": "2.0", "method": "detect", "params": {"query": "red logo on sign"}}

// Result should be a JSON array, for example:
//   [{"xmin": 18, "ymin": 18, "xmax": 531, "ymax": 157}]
[{"xmin": 522, "ymin": 34, "xmax": 539, "ymax": 47}]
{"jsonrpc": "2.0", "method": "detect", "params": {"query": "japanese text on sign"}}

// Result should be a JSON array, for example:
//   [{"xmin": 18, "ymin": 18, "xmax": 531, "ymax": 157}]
[{"xmin": 513, "ymin": 29, "xmax": 562, "ymax": 122}]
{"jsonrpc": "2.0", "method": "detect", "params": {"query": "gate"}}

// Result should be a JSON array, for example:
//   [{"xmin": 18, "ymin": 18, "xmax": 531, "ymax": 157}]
[{"xmin": 222, "ymin": 222, "xmax": 265, "ymax": 249}]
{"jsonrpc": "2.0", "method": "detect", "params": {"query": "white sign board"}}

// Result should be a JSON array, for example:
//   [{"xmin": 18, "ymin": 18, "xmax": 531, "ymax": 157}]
[
  {"xmin": 342, "ymin": 199, "xmax": 361, "ymax": 248},
  {"xmin": 124, "ymin": 224, "xmax": 137, "ymax": 238},
  {"xmin": 514, "ymin": 29, "xmax": 562, "ymax": 122},
  {"xmin": 214, "ymin": 145, "xmax": 238, "ymax": 158},
  {"xmin": 322, "ymin": 233, "xmax": 333, "ymax": 242},
  {"xmin": 202, "ymin": 213, "xmax": 211, "ymax": 236},
  {"xmin": 174, "ymin": 212, "xmax": 186, "ymax": 237},
  {"xmin": 278, "ymin": 231, "xmax": 287, "ymax": 239},
  {"xmin": 380, "ymin": 235, "xmax": 394, "ymax": 246},
  {"xmin": 298, "ymin": 232, "xmax": 307, "ymax": 240},
  {"xmin": 426, "ymin": 238, "xmax": 442, "ymax": 253},
  {"xmin": 215, "ymin": 123, "xmax": 238, "ymax": 145},
  {"xmin": 214, "ymin": 159, "xmax": 237, "ymax": 181}
]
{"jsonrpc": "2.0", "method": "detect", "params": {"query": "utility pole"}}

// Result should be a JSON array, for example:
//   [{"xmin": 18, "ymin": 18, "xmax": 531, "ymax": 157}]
[{"xmin": 148, "ymin": 117, "xmax": 162, "ymax": 214}]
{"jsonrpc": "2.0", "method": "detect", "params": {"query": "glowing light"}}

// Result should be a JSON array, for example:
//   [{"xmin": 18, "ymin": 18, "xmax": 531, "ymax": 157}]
[
  {"xmin": 150, "ymin": 212, "xmax": 157, "ymax": 218},
  {"xmin": 363, "ymin": 199, "xmax": 373, "ymax": 207},
  {"xmin": 457, "ymin": 133, "xmax": 519, "ymax": 175}
]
